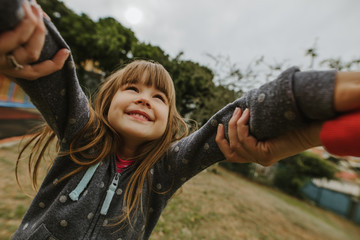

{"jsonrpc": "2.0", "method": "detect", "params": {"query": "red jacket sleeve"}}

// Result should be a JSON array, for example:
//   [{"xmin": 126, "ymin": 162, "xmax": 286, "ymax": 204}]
[{"xmin": 320, "ymin": 110, "xmax": 360, "ymax": 157}]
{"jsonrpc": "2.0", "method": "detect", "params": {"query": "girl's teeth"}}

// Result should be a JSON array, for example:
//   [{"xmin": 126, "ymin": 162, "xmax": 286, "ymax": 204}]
[{"xmin": 131, "ymin": 113, "xmax": 148, "ymax": 120}]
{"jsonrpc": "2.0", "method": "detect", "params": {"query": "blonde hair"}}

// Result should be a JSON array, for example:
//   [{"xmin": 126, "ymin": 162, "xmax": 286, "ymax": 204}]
[{"xmin": 17, "ymin": 60, "xmax": 188, "ymax": 226}]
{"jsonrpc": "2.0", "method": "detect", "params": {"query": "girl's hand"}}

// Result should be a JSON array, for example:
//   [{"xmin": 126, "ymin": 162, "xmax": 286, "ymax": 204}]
[
  {"xmin": 0, "ymin": 0, "xmax": 69, "ymax": 80},
  {"xmin": 216, "ymin": 108, "xmax": 322, "ymax": 166}
]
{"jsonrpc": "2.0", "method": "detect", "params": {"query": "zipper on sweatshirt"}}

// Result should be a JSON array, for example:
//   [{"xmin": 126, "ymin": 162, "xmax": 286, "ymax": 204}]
[
  {"xmin": 100, "ymin": 172, "xmax": 121, "ymax": 215},
  {"xmin": 86, "ymin": 158, "xmax": 119, "ymax": 240}
]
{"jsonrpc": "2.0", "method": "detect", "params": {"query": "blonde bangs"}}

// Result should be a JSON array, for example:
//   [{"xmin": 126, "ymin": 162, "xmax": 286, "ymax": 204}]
[{"xmin": 119, "ymin": 60, "xmax": 176, "ymax": 105}]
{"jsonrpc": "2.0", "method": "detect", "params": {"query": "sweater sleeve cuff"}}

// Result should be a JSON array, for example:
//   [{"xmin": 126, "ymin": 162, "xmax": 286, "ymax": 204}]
[
  {"xmin": 293, "ymin": 70, "xmax": 337, "ymax": 120},
  {"xmin": 246, "ymin": 67, "xmax": 305, "ymax": 140}
]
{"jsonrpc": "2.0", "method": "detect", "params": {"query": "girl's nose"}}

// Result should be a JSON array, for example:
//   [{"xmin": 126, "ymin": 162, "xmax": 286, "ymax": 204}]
[{"xmin": 135, "ymin": 98, "xmax": 151, "ymax": 108}]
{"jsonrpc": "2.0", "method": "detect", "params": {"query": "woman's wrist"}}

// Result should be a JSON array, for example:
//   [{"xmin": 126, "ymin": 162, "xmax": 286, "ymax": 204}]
[{"xmin": 334, "ymin": 72, "xmax": 360, "ymax": 112}]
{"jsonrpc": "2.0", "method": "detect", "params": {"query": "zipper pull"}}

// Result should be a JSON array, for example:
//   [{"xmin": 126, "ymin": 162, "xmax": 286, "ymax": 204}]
[{"xmin": 100, "ymin": 173, "xmax": 120, "ymax": 215}]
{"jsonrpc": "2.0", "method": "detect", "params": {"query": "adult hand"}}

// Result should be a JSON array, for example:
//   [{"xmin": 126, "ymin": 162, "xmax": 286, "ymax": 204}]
[
  {"xmin": 334, "ymin": 72, "xmax": 360, "ymax": 112},
  {"xmin": 216, "ymin": 107, "xmax": 322, "ymax": 166},
  {"xmin": 0, "ymin": 0, "xmax": 69, "ymax": 80}
]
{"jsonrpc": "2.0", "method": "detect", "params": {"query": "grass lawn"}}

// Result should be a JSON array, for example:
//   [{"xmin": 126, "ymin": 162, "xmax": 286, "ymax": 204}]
[{"xmin": 1, "ymin": 142, "xmax": 359, "ymax": 240}]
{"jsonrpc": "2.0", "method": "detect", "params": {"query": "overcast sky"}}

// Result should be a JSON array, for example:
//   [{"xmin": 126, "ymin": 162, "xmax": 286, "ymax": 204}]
[{"xmin": 62, "ymin": 0, "xmax": 360, "ymax": 71}]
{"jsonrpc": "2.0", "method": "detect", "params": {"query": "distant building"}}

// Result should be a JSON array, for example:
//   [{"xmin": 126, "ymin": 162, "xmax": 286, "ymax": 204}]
[{"xmin": 302, "ymin": 178, "xmax": 360, "ymax": 224}]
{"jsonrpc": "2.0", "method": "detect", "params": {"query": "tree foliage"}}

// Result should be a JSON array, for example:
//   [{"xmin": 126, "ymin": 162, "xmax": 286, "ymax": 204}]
[
  {"xmin": 169, "ymin": 59, "xmax": 215, "ymax": 117},
  {"xmin": 219, "ymin": 162, "xmax": 255, "ymax": 178},
  {"xmin": 92, "ymin": 17, "xmax": 137, "ymax": 72},
  {"xmin": 132, "ymin": 43, "xmax": 171, "ymax": 66},
  {"xmin": 273, "ymin": 152, "xmax": 337, "ymax": 198},
  {"xmin": 38, "ymin": 0, "xmax": 97, "ymax": 64},
  {"xmin": 38, "ymin": 0, "xmax": 137, "ymax": 74}
]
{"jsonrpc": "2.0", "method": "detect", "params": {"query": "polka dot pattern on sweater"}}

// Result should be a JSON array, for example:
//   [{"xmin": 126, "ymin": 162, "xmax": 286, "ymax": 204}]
[
  {"xmin": 60, "ymin": 220, "xmax": 68, "ymax": 227},
  {"xmin": 257, "ymin": 93, "xmax": 266, "ymax": 102},
  {"xmin": 59, "ymin": 195, "xmax": 67, "ymax": 203},
  {"xmin": 22, "ymin": 223, "xmax": 29, "ymax": 230},
  {"xmin": 87, "ymin": 212, "xmax": 94, "ymax": 220},
  {"xmin": 210, "ymin": 119, "xmax": 218, "ymax": 127},
  {"xmin": 203, "ymin": 143, "xmax": 209, "ymax": 150}
]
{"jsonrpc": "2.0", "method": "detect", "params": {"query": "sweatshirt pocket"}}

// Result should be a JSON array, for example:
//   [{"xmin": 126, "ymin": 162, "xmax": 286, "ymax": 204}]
[{"xmin": 26, "ymin": 224, "xmax": 58, "ymax": 240}]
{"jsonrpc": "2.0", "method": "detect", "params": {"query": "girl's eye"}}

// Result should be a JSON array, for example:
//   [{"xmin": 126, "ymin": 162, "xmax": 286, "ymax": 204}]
[
  {"xmin": 154, "ymin": 94, "xmax": 166, "ymax": 103},
  {"xmin": 125, "ymin": 86, "xmax": 138, "ymax": 92}
]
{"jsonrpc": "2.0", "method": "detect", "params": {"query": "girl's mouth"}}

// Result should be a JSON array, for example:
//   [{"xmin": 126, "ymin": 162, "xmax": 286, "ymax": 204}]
[{"xmin": 126, "ymin": 110, "xmax": 152, "ymax": 121}]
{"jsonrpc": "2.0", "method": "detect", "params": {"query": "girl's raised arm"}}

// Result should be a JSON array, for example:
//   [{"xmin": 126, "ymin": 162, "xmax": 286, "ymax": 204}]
[
  {"xmin": 158, "ymin": 67, "xmax": 340, "ymax": 194},
  {"xmin": 0, "ymin": 0, "xmax": 89, "ymax": 146}
]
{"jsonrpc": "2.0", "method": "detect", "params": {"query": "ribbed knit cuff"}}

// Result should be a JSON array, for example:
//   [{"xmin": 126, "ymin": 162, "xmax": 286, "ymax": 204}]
[
  {"xmin": 293, "ymin": 70, "xmax": 337, "ymax": 120},
  {"xmin": 246, "ymin": 67, "xmax": 305, "ymax": 140}
]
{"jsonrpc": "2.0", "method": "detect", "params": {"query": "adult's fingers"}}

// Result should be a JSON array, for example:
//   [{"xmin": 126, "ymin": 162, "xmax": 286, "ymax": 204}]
[
  {"xmin": 215, "ymin": 123, "xmax": 231, "ymax": 155},
  {"xmin": 228, "ymin": 107, "xmax": 241, "ymax": 147},
  {"xmin": 234, "ymin": 108, "xmax": 260, "ymax": 161},
  {"xmin": 216, "ymin": 123, "xmax": 248, "ymax": 163},
  {"xmin": 23, "ymin": 48, "xmax": 70, "ymax": 80},
  {"xmin": 235, "ymin": 108, "xmax": 250, "ymax": 142},
  {"xmin": 0, "ymin": 1, "xmax": 41, "ymax": 54},
  {"xmin": 12, "ymin": 12, "xmax": 47, "ymax": 64},
  {"xmin": 2, "ymin": 48, "xmax": 70, "ymax": 80}
]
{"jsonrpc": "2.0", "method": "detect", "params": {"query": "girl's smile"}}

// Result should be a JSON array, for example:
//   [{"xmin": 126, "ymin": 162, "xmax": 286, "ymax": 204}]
[
  {"xmin": 108, "ymin": 81, "xmax": 169, "ymax": 152},
  {"xmin": 126, "ymin": 110, "xmax": 153, "ymax": 122}
]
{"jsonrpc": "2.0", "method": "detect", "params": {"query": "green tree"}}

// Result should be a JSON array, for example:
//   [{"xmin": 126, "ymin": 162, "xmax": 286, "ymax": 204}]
[
  {"xmin": 170, "ymin": 59, "xmax": 216, "ymax": 118},
  {"xmin": 38, "ymin": 0, "xmax": 97, "ymax": 65},
  {"xmin": 219, "ymin": 162, "xmax": 255, "ymax": 178},
  {"xmin": 191, "ymin": 84, "xmax": 240, "ymax": 125},
  {"xmin": 273, "ymin": 152, "xmax": 337, "ymax": 197},
  {"xmin": 132, "ymin": 43, "xmax": 171, "ymax": 66},
  {"xmin": 93, "ymin": 17, "xmax": 137, "ymax": 73},
  {"xmin": 39, "ymin": 0, "xmax": 138, "ymax": 74}
]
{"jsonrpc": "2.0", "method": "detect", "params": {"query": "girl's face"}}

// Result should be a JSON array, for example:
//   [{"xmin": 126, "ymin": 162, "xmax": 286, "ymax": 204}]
[{"xmin": 108, "ymin": 80, "xmax": 170, "ymax": 151}]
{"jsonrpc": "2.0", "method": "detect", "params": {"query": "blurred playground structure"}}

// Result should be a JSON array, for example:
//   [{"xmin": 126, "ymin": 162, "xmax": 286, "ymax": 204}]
[{"xmin": 0, "ymin": 75, "xmax": 42, "ymax": 140}]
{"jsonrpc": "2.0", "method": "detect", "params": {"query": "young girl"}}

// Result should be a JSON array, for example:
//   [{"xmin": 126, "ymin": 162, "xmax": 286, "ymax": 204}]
[{"xmin": 1, "ymin": 1, "xmax": 360, "ymax": 239}]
